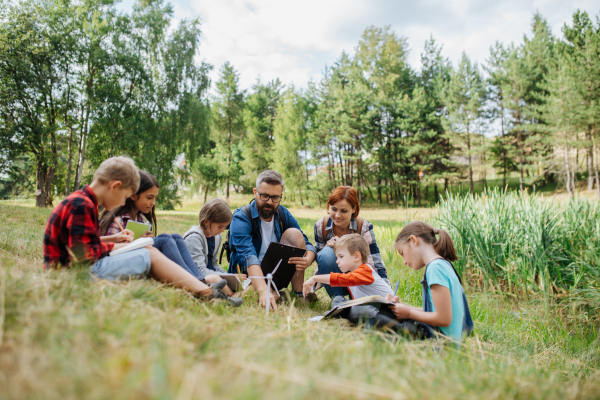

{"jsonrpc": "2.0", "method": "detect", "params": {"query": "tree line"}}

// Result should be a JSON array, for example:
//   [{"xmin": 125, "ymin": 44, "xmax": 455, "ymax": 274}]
[{"xmin": 1, "ymin": 0, "xmax": 599, "ymax": 208}]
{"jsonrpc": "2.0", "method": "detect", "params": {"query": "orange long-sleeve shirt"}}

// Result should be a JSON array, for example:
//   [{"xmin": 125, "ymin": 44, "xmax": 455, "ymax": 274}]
[
  {"xmin": 330, "ymin": 263, "xmax": 393, "ymax": 299},
  {"xmin": 330, "ymin": 264, "xmax": 374, "ymax": 287}
]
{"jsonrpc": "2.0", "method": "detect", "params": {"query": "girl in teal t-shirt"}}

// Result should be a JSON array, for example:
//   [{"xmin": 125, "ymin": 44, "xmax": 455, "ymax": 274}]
[{"xmin": 383, "ymin": 221, "xmax": 472, "ymax": 342}]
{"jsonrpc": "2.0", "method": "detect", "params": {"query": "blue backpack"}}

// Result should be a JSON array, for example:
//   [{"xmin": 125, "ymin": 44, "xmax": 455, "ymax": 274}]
[{"xmin": 421, "ymin": 259, "xmax": 474, "ymax": 339}]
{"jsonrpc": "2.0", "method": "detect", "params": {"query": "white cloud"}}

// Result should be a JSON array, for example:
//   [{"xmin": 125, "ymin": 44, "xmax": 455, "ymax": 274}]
[
  {"xmin": 187, "ymin": 0, "xmax": 372, "ymax": 89},
  {"xmin": 121, "ymin": 0, "xmax": 600, "ymax": 90}
]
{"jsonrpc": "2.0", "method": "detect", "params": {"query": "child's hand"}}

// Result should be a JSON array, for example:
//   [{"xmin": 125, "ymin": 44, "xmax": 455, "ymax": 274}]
[
  {"xmin": 302, "ymin": 277, "xmax": 315, "ymax": 297},
  {"xmin": 385, "ymin": 294, "xmax": 400, "ymax": 303},
  {"xmin": 391, "ymin": 303, "xmax": 412, "ymax": 320},
  {"xmin": 114, "ymin": 230, "xmax": 134, "ymax": 243},
  {"xmin": 142, "ymin": 230, "xmax": 153, "ymax": 238}
]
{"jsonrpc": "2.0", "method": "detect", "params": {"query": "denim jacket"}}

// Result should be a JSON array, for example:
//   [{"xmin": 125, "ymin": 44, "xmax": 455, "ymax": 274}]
[{"xmin": 228, "ymin": 201, "xmax": 317, "ymax": 273}]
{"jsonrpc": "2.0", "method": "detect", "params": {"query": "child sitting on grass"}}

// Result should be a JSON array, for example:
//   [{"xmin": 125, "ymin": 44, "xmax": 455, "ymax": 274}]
[
  {"xmin": 372, "ymin": 221, "xmax": 473, "ymax": 341},
  {"xmin": 183, "ymin": 198, "xmax": 231, "ymax": 276},
  {"xmin": 43, "ymin": 156, "xmax": 239, "ymax": 306},
  {"xmin": 97, "ymin": 171, "xmax": 240, "ymax": 300},
  {"xmin": 303, "ymin": 234, "xmax": 393, "ymax": 320}
]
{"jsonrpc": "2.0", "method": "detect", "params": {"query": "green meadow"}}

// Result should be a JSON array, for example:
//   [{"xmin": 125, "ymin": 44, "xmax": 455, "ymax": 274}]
[{"xmin": 1, "ymin": 193, "xmax": 599, "ymax": 399}]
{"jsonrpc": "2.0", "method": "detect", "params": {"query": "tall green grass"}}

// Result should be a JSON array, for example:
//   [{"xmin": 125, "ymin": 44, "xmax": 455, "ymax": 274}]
[{"xmin": 436, "ymin": 190, "xmax": 600, "ymax": 299}]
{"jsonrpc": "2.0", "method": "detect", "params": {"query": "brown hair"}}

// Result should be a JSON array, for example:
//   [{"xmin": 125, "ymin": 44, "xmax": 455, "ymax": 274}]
[
  {"xmin": 327, "ymin": 186, "xmax": 359, "ymax": 218},
  {"xmin": 395, "ymin": 221, "xmax": 458, "ymax": 262},
  {"xmin": 99, "ymin": 171, "xmax": 159, "ymax": 236},
  {"xmin": 93, "ymin": 156, "xmax": 140, "ymax": 191},
  {"xmin": 334, "ymin": 233, "xmax": 369, "ymax": 263},
  {"xmin": 199, "ymin": 199, "xmax": 232, "ymax": 229}
]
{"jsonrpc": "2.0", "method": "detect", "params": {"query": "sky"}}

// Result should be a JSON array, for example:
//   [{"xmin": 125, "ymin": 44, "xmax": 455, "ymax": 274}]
[{"xmin": 119, "ymin": 0, "xmax": 599, "ymax": 91}]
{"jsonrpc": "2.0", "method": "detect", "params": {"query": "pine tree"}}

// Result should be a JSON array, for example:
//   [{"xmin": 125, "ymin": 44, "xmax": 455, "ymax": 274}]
[
  {"xmin": 212, "ymin": 62, "xmax": 245, "ymax": 202},
  {"xmin": 562, "ymin": 11, "xmax": 600, "ymax": 192},
  {"xmin": 241, "ymin": 78, "xmax": 283, "ymax": 188},
  {"xmin": 272, "ymin": 87, "xmax": 308, "ymax": 204},
  {"xmin": 419, "ymin": 37, "xmax": 458, "ymax": 201},
  {"xmin": 445, "ymin": 53, "xmax": 485, "ymax": 193}
]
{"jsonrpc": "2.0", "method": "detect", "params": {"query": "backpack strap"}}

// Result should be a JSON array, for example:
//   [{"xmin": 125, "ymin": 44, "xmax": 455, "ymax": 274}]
[
  {"xmin": 321, "ymin": 215, "xmax": 329, "ymax": 240},
  {"xmin": 356, "ymin": 216, "xmax": 364, "ymax": 235}
]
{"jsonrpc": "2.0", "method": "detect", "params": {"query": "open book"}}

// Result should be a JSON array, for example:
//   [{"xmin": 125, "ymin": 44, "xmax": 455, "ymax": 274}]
[
  {"xmin": 308, "ymin": 295, "xmax": 395, "ymax": 321},
  {"xmin": 110, "ymin": 237, "xmax": 154, "ymax": 256}
]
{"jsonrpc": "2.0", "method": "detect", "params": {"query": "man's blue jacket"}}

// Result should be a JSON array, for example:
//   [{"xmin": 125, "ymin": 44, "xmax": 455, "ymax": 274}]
[{"xmin": 228, "ymin": 201, "xmax": 316, "ymax": 273}]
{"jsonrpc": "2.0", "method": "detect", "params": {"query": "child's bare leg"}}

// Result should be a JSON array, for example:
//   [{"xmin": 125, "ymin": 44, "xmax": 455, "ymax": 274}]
[
  {"xmin": 280, "ymin": 228, "xmax": 307, "ymax": 292},
  {"xmin": 205, "ymin": 274, "xmax": 234, "ymax": 296},
  {"xmin": 147, "ymin": 247, "xmax": 212, "ymax": 296}
]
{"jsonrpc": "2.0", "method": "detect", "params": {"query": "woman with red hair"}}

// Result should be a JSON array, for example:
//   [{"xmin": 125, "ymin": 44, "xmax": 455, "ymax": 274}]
[{"xmin": 311, "ymin": 186, "xmax": 390, "ymax": 298}]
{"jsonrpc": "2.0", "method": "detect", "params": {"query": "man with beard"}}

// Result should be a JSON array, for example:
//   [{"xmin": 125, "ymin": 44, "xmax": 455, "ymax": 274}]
[{"xmin": 228, "ymin": 170, "xmax": 317, "ymax": 311}]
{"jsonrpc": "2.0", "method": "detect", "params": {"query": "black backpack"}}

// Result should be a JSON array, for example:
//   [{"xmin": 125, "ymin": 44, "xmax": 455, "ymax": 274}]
[{"xmin": 219, "ymin": 200, "xmax": 286, "ymax": 264}]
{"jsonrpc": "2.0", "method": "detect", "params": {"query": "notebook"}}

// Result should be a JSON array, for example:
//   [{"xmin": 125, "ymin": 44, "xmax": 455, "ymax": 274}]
[
  {"xmin": 125, "ymin": 220, "xmax": 152, "ymax": 240},
  {"xmin": 260, "ymin": 242, "xmax": 306, "ymax": 290},
  {"xmin": 110, "ymin": 237, "xmax": 154, "ymax": 256}
]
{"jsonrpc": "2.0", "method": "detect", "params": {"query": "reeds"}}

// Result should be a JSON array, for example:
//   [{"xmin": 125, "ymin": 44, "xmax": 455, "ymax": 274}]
[{"xmin": 436, "ymin": 189, "xmax": 600, "ymax": 298}]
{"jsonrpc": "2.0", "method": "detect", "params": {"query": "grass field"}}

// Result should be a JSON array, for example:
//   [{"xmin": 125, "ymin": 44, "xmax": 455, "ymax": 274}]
[{"xmin": 1, "ymin": 201, "xmax": 599, "ymax": 399}]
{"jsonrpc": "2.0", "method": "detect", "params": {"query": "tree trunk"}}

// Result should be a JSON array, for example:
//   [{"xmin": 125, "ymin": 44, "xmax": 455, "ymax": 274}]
[
  {"xmin": 65, "ymin": 128, "xmax": 75, "ymax": 196},
  {"xmin": 73, "ymin": 109, "xmax": 89, "ymax": 192},
  {"xmin": 500, "ymin": 92, "xmax": 507, "ymax": 190},
  {"xmin": 298, "ymin": 186, "xmax": 303, "ymax": 206},
  {"xmin": 377, "ymin": 177, "xmax": 382, "ymax": 204},
  {"xmin": 64, "ymin": 78, "xmax": 73, "ymax": 196},
  {"xmin": 565, "ymin": 140, "xmax": 573, "ymax": 197},
  {"xmin": 226, "ymin": 128, "xmax": 231, "ymax": 202},
  {"xmin": 434, "ymin": 183, "xmax": 439, "ymax": 203},
  {"xmin": 587, "ymin": 129, "xmax": 594, "ymax": 191},
  {"xmin": 328, "ymin": 151, "xmax": 336, "ymax": 187},
  {"xmin": 516, "ymin": 113, "xmax": 524, "ymax": 192},
  {"xmin": 467, "ymin": 122, "xmax": 474, "ymax": 193},
  {"xmin": 35, "ymin": 160, "xmax": 56, "ymax": 208},
  {"xmin": 481, "ymin": 134, "xmax": 487, "ymax": 189}
]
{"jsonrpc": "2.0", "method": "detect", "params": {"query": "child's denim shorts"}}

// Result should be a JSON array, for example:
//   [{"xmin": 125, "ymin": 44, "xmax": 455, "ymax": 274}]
[{"xmin": 90, "ymin": 248, "xmax": 152, "ymax": 280}]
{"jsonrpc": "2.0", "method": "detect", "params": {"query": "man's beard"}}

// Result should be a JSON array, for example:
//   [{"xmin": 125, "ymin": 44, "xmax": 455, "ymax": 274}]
[{"xmin": 257, "ymin": 202, "xmax": 277, "ymax": 220}]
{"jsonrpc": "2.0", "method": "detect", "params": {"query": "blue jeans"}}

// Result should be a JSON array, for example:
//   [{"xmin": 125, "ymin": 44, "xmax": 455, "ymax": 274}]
[
  {"xmin": 153, "ymin": 234, "xmax": 203, "ymax": 279},
  {"xmin": 316, "ymin": 246, "xmax": 350, "ymax": 298},
  {"xmin": 90, "ymin": 248, "xmax": 151, "ymax": 281}
]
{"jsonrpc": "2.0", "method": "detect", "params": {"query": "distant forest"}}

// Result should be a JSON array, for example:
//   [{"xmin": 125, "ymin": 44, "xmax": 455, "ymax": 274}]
[{"xmin": 1, "ymin": 0, "xmax": 599, "ymax": 208}]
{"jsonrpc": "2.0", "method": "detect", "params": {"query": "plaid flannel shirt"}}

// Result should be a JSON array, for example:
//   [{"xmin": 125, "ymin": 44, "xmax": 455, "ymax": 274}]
[
  {"xmin": 43, "ymin": 185, "xmax": 114, "ymax": 269},
  {"xmin": 313, "ymin": 216, "xmax": 388, "ymax": 279}
]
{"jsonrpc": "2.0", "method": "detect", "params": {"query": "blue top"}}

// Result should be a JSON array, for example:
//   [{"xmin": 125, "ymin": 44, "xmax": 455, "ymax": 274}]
[
  {"xmin": 206, "ymin": 235, "xmax": 215, "ymax": 268},
  {"xmin": 424, "ymin": 259, "xmax": 465, "ymax": 342},
  {"xmin": 228, "ymin": 201, "xmax": 317, "ymax": 273}
]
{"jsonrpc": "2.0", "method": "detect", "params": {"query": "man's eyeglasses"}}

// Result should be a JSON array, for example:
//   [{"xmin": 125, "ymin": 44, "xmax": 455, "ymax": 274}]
[{"xmin": 257, "ymin": 191, "xmax": 283, "ymax": 203}]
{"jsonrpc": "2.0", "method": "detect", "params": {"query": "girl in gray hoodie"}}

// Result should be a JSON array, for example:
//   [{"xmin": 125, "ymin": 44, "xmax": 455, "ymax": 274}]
[{"xmin": 183, "ymin": 198, "xmax": 232, "ymax": 277}]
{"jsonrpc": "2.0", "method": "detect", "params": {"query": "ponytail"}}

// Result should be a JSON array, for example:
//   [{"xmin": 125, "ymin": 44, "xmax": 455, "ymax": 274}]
[{"xmin": 395, "ymin": 221, "xmax": 458, "ymax": 262}]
